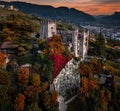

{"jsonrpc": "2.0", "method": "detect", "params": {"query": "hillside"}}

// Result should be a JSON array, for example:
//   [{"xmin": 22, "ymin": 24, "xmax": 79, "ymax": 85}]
[
  {"xmin": 0, "ymin": 1, "xmax": 95, "ymax": 23},
  {"xmin": 0, "ymin": 7, "xmax": 26, "ymax": 17},
  {"xmin": 0, "ymin": 7, "xmax": 40, "ymax": 44}
]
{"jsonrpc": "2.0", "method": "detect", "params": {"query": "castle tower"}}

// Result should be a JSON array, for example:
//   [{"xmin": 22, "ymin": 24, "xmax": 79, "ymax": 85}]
[
  {"xmin": 40, "ymin": 20, "xmax": 57, "ymax": 40},
  {"xmin": 79, "ymin": 30, "xmax": 89, "ymax": 59},
  {"xmin": 72, "ymin": 29, "xmax": 79, "ymax": 57}
]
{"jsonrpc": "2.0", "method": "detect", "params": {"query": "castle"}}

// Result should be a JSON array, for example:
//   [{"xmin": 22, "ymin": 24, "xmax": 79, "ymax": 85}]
[
  {"xmin": 40, "ymin": 20, "xmax": 89, "ymax": 110},
  {"xmin": 40, "ymin": 20, "xmax": 89, "ymax": 60}
]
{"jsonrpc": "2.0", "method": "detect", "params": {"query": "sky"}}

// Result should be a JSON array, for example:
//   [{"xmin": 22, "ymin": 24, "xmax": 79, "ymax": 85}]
[{"xmin": 4, "ymin": 0, "xmax": 120, "ymax": 15}]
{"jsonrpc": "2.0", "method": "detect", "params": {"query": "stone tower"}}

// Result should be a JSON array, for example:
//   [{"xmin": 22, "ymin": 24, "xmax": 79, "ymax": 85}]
[
  {"xmin": 72, "ymin": 29, "xmax": 79, "ymax": 57},
  {"xmin": 79, "ymin": 30, "xmax": 89, "ymax": 60},
  {"xmin": 40, "ymin": 20, "xmax": 57, "ymax": 40}
]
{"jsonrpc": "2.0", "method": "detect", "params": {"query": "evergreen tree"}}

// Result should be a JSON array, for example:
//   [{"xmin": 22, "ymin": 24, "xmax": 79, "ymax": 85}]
[{"xmin": 96, "ymin": 32, "xmax": 106, "ymax": 57}]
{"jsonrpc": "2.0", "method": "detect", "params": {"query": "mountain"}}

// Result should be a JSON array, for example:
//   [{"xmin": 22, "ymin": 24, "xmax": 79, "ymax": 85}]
[
  {"xmin": 94, "ymin": 15, "xmax": 107, "ymax": 20},
  {"xmin": 0, "ymin": 1, "xmax": 95, "ymax": 23},
  {"xmin": 100, "ymin": 12, "xmax": 120, "ymax": 23}
]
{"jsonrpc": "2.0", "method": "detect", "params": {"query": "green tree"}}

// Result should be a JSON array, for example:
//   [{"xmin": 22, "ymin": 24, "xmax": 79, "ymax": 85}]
[{"xmin": 96, "ymin": 33, "xmax": 106, "ymax": 57}]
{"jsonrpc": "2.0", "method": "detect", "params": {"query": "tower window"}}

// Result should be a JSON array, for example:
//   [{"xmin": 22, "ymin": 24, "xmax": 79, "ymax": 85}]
[
  {"xmin": 76, "ymin": 32, "xmax": 78, "ymax": 35},
  {"xmin": 52, "ymin": 32, "xmax": 55, "ymax": 35},
  {"xmin": 85, "ymin": 42, "xmax": 87, "ymax": 46}
]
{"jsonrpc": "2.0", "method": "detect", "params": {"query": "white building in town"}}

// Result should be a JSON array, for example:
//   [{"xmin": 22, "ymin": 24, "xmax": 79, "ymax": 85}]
[
  {"xmin": 7, "ymin": 5, "xmax": 14, "ymax": 10},
  {"xmin": 0, "ymin": 4, "xmax": 5, "ymax": 8},
  {"xmin": 40, "ymin": 20, "xmax": 57, "ymax": 40}
]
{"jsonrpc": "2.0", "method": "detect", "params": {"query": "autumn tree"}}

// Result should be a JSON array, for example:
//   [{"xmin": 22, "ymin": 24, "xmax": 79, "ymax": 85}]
[
  {"xmin": 31, "ymin": 74, "xmax": 41, "ymax": 87},
  {"xmin": 0, "ymin": 69, "xmax": 10, "ymax": 111},
  {"xmin": 90, "ymin": 58, "xmax": 103, "ymax": 74},
  {"xmin": 0, "ymin": 13, "xmax": 39, "ymax": 43},
  {"xmin": 13, "ymin": 93, "xmax": 25, "ymax": 111},
  {"xmin": 0, "ymin": 52, "xmax": 6, "ymax": 68},
  {"xmin": 17, "ymin": 67, "xmax": 29, "ymax": 88},
  {"xmin": 23, "ymin": 73, "xmax": 48, "ymax": 111},
  {"xmin": 1, "ymin": 28, "xmax": 14, "ymax": 42},
  {"xmin": 43, "ymin": 91, "xmax": 59, "ymax": 111},
  {"xmin": 48, "ymin": 35, "xmax": 65, "ymax": 54},
  {"xmin": 78, "ymin": 59, "xmax": 115, "ymax": 111}
]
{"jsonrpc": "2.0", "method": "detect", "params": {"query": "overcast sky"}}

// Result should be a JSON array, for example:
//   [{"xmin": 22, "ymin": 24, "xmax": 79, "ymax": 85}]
[{"xmin": 4, "ymin": 0, "xmax": 120, "ymax": 15}]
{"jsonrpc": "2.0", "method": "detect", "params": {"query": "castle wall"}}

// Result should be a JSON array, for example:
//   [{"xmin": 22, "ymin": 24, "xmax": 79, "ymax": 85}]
[
  {"xmin": 40, "ymin": 22, "xmax": 48, "ymax": 39},
  {"xmin": 40, "ymin": 21, "xmax": 56, "ymax": 39},
  {"xmin": 53, "ymin": 59, "xmax": 80, "ymax": 102},
  {"xmin": 79, "ymin": 30, "xmax": 89, "ymax": 59},
  {"xmin": 72, "ymin": 29, "xmax": 79, "ymax": 57}
]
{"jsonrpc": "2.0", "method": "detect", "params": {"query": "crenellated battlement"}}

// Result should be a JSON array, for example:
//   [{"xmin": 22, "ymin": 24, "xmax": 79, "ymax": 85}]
[{"xmin": 40, "ymin": 19, "xmax": 57, "ymax": 39}]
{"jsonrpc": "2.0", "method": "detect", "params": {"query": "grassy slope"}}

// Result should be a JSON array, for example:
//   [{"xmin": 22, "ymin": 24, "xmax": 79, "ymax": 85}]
[{"xmin": 0, "ymin": 7, "xmax": 26, "ymax": 16}]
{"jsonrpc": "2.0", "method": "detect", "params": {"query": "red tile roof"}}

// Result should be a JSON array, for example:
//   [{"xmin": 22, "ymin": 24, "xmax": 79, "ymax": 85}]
[
  {"xmin": 0, "ymin": 42, "xmax": 18, "ymax": 49},
  {"xmin": 114, "ymin": 46, "xmax": 120, "ymax": 51},
  {"xmin": 50, "ymin": 54, "xmax": 70, "ymax": 82},
  {"xmin": 1, "ymin": 42, "xmax": 12, "ymax": 49}
]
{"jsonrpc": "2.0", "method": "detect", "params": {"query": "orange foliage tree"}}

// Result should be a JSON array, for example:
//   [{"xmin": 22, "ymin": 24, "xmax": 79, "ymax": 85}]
[
  {"xmin": 17, "ymin": 67, "xmax": 29, "ymax": 87},
  {"xmin": 99, "ymin": 89, "xmax": 111, "ymax": 110},
  {"xmin": 78, "ymin": 58, "xmax": 115, "ymax": 111},
  {"xmin": 31, "ymin": 74, "xmax": 41, "ymax": 87},
  {"xmin": 80, "ymin": 77, "xmax": 89, "ymax": 97},
  {"xmin": 91, "ymin": 58, "xmax": 103, "ymax": 74},
  {"xmin": 48, "ymin": 35, "xmax": 65, "ymax": 54},
  {"xmin": 24, "ymin": 74, "xmax": 48, "ymax": 102},
  {"xmin": 51, "ymin": 91, "xmax": 58, "ymax": 104},
  {"xmin": 13, "ymin": 93, "xmax": 25, "ymax": 111},
  {"xmin": 24, "ymin": 85, "xmax": 40, "ymax": 102},
  {"xmin": 43, "ymin": 91, "xmax": 59, "ymax": 111},
  {"xmin": 79, "ymin": 60, "xmax": 100, "ymax": 97},
  {"xmin": 89, "ymin": 79, "xmax": 98, "ymax": 90},
  {"xmin": 40, "ymin": 82, "xmax": 49, "ymax": 92},
  {"xmin": 0, "ymin": 52, "xmax": 6, "ymax": 68}
]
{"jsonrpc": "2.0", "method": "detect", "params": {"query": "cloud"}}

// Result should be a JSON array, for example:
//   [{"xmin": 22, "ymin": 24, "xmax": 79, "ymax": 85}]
[
  {"xmin": 4, "ymin": 0, "xmax": 120, "ymax": 15},
  {"xmin": 92, "ymin": 0, "xmax": 120, "ymax": 4}
]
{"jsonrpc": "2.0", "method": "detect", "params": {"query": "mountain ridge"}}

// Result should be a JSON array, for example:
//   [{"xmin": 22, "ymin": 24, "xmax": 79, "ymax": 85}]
[
  {"xmin": 99, "ymin": 12, "xmax": 120, "ymax": 23},
  {"xmin": 0, "ymin": 1, "xmax": 96, "ymax": 23},
  {"xmin": 0, "ymin": 1, "xmax": 120, "ymax": 24}
]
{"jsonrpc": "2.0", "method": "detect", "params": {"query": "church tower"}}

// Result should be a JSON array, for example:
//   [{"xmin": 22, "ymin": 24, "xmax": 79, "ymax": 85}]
[{"xmin": 40, "ymin": 20, "xmax": 57, "ymax": 40}]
